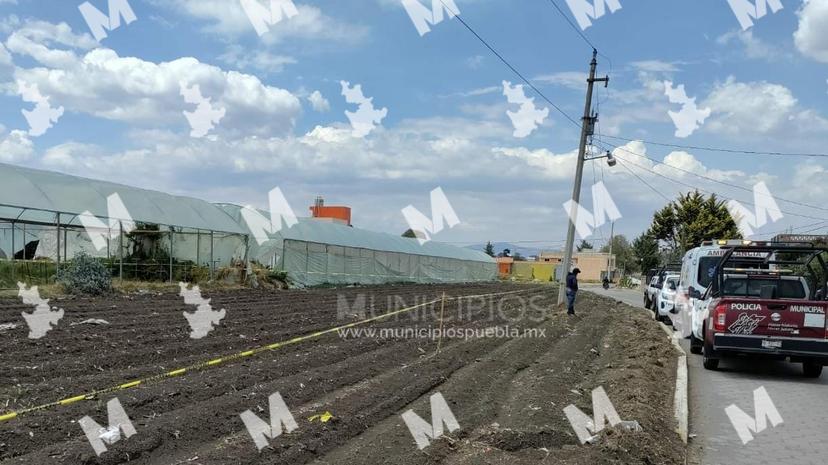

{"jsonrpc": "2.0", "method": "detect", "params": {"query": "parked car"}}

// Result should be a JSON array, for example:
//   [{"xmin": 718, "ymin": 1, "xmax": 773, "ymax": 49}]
[
  {"xmin": 655, "ymin": 274, "xmax": 680, "ymax": 323},
  {"xmin": 644, "ymin": 276, "xmax": 660, "ymax": 309},
  {"xmin": 643, "ymin": 264, "xmax": 681, "ymax": 311},
  {"xmin": 698, "ymin": 242, "xmax": 828, "ymax": 377}
]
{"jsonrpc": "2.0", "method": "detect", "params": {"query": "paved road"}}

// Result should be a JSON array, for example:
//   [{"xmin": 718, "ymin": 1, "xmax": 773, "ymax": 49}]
[{"xmin": 585, "ymin": 285, "xmax": 828, "ymax": 465}]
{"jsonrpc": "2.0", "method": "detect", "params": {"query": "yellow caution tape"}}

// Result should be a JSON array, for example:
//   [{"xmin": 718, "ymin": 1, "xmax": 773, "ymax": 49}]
[
  {"xmin": 0, "ymin": 287, "xmax": 540, "ymax": 423},
  {"xmin": 308, "ymin": 411, "xmax": 334, "ymax": 423}
]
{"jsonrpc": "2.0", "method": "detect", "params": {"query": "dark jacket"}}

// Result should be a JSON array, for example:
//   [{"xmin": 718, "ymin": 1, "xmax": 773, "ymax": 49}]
[{"xmin": 566, "ymin": 272, "xmax": 579, "ymax": 292}]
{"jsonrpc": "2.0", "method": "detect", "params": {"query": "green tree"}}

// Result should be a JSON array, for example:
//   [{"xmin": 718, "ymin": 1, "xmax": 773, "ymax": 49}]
[
  {"xmin": 513, "ymin": 252, "xmax": 527, "ymax": 261},
  {"xmin": 632, "ymin": 232, "xmax": 660, "ymax": 273},
  {"xmin": 484, "ymin": 241, "xmax": 495, "ymax": 257},
  {"xmin": 600, "ymin": 235, "xmax": 635, "ymax": 273},
  {"xmin": 577, "ymin": 240, "xmax": 594, "ymax": 252},
  {"xmin": 649, "ymin": 191, "xmax": 741, "ymax": 255}
]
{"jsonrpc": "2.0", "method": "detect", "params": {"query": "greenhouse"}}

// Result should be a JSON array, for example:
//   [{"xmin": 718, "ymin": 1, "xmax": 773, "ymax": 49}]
[
  {"xmin": 0, "ymin": 163, "xmax": 247, "ymax": 287},
  {"xmin": 0, "ymin": 163, "xmax": 496, "ymax": 288},
  {"xmin": 218, "ymin": 205, "xmax": 497, "ymax": 286}
]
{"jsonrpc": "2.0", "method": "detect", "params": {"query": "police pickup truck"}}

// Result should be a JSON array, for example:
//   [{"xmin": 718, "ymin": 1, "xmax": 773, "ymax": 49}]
[{"xmin": 699, "ymin": 242, "xmax": 828, "ymax": 377}]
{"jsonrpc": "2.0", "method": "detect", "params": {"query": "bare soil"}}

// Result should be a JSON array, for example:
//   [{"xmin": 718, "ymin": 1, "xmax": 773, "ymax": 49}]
[{"xmin": 0, "ymin": 283, "xmax": 684, "ymax": 464}]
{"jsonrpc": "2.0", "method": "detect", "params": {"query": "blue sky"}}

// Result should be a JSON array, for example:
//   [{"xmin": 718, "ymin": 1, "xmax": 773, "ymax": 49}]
[{"xmin": 1, "ymin": 0, "xmax": 827, "ymax": 251}]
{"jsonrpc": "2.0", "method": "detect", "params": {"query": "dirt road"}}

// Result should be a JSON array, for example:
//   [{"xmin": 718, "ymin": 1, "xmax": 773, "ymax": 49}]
[{"xmin": 1, "ymin": 283, "xmax": 683, "ymax": 464}]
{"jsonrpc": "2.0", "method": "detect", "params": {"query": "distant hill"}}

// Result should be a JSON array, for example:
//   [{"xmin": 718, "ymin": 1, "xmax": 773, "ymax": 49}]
[{"xmin": 463, "ymin": 242, "xmax": 551, "ymax": 259}]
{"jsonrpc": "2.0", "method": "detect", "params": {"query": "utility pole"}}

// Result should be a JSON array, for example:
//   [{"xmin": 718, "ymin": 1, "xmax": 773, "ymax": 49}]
[
  {"xmin": 606, "ymin": 220, "xmax": 614, "ymax": 281},
  {"xmin": 558, "ymin": 49, "xmax": 609, "ymax": 304}
]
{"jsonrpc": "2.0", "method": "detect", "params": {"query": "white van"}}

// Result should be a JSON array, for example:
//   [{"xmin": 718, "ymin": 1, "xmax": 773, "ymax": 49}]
[
  {"xmin": 675, "ymin": 241, "xmax": 768, "ymax": 353},
  {"xmin": 674, "ymin": 245, "xmax": 721, "ymax": 347}
]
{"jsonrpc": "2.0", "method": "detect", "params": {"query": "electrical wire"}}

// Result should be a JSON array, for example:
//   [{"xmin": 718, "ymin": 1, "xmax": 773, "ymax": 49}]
[
  {"xmin": 615, "ymin": 158, "xmax": 671, "ymax": 202},
  {"xmin": 603, "ymin": 135, "xmax": 828, "ymax": 159},
  {"xmin": 543, "ymin": 0, "xmax": 598, "ymax": 51},
  {"xmin": 598, "ymin": 140, "xmax": 828, "ymax": 214},
  {"xmin": 440, "ymin": 1, "xmax": 825, "ymax": 160},
  {"xmin": 597, "ymin": 144, "xmax": 828, "ymax": 222},
  {"xmin": 436, "ymin": 0, "xmax": 583, "ymax": 128}
]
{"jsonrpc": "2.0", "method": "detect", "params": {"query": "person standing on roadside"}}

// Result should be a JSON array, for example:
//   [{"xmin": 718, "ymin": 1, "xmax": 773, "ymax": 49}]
[{"xmin": 566, "ymin": 268, "xmax": 581, "ymax": 315}]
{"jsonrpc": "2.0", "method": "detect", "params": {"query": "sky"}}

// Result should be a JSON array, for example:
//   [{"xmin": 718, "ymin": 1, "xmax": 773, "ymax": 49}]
[{"xmin": 1, "ymin": 0, "xmax": 827, "ymax": 253}]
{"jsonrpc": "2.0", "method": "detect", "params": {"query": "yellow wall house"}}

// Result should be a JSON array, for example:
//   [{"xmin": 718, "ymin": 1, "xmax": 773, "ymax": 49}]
[{"xmin": 537, "ymin": 251, "xmax": 616, "ymax": 282}]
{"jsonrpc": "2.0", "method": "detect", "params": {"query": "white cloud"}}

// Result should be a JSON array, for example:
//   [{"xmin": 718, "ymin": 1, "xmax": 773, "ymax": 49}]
[
  {"xmin": 491, "ymin": 146, "xmax": 577, "ymax": 179},
  {"xmin": 657, "ymin": 151, "xmax": 744, "ymax": 181},
  {"xmin": 702, "ymin": 77, "xmax": 828, "ymax": 137},
  {"xmin": 533, "ymin": 71, "xmax": 587, "ymax": 90},
  {"xmin": 307, "ymin": 90, "xmax": 330, "ymax": 112},
  {"xmin": 629, "ymin": 60, "xmax": 682, "ymax": 73},
  {"xmin": 794, "ymin": 0, "xmax": 828, "ymax": 63},
  {"xmin": 4, "ymin": 20, "xmax": 96, "ymax": 68},
  {"xmin": 717, "ymin": 30, "xmax": 786, "ymax": 61},
  {"xmin": 466, "ymin": 55, "xmax": 484, "ymax": 69},
  {"xmin": 217, "ymin": 45, "xmax": 296, "ymax": 73},
  {"xmin": 0, "ymin": 129, "xmax": 34, "ymax": 162},
  {"xmin": 160, "ymin": 1, "xmax": 368, "ymax": 45},
  {"xmin": 13, "ymin": 45, "xmax": 301, "ymax": 136}
]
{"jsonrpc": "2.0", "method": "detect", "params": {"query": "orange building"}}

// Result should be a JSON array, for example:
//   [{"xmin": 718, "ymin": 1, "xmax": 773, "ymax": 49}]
[
  {"xmin": 309, "ymin": 196, "xmax": 352, "ymax": 226},
  {"xmin": 496, "ymin": 256, "xmax": 514, "ymax": 277}
]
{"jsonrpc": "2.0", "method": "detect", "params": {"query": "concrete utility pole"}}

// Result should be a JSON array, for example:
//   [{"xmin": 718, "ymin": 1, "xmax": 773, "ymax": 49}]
[
  {"xmin": 606, "ymin": 220, "xmax": 614, "ymax": 281},
  {"xmin": 558, "ymin": 50, "xmax": 609, "ymax": 304}
]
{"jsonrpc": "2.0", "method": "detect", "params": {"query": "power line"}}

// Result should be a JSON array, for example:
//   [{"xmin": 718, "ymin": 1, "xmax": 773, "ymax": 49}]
[
  {"xmin": 755, "ymin": 221, "xmax": 827, "ymax": 239},
  {"xmin": 441, "ymin": 1, "xmax": 825, "ymax": 161},
  {"xmin": 437, "ymin": 0, "xmax": 583, "ymax": 128},
  {"xmin": 615, "ymin": 158, "xmax": 671, "ymax": 202},
  {"xmin": 598, "ymin": 140, "xmax": 828, "ymax": 214},
  {"xmin": 603, "ymin": 135, "xmax": 828, "ymax": 159},
  {"xmin": 543, "ymin": 0, "xmax": 598, "ymax": 50},
  {"xmin": 595, "ymin": 144, "xmax": 828, "ymax": 222}
]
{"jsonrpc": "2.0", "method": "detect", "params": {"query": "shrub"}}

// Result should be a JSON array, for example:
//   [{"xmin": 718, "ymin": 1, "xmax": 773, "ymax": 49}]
[
  {"xmin": 268, "ymin": 270, "xmax": 288, "ymax": 283},
  {"xmin": 57, "ymin": 252, "xmax": 112, "ymax": 295}
]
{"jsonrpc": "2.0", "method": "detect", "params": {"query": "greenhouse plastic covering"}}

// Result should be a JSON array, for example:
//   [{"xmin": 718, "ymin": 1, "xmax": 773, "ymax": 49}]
[
  {"xmin": 0, "ymin": 163, "xmax": 245, "ymax": 233},
  {"xmin": 218, "ymin": 205, "xmax": 497, "ymax": 286}
]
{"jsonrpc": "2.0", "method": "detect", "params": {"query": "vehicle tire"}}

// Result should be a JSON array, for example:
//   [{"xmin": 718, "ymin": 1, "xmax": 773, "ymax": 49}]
[
  {"xmin": 702, "ymin": 342, "xmax": 719, "ymax": 370},
  {"xmin": 803, "ymin": 362, "xmax": 823, "ymax": 378},
  {"xmin": 690, "ymin": 334, "xmax": 702, "ymax": 354},
  {"xmin": 643, "ymin": 296, "xmax": 650, "ymax": 309}
]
